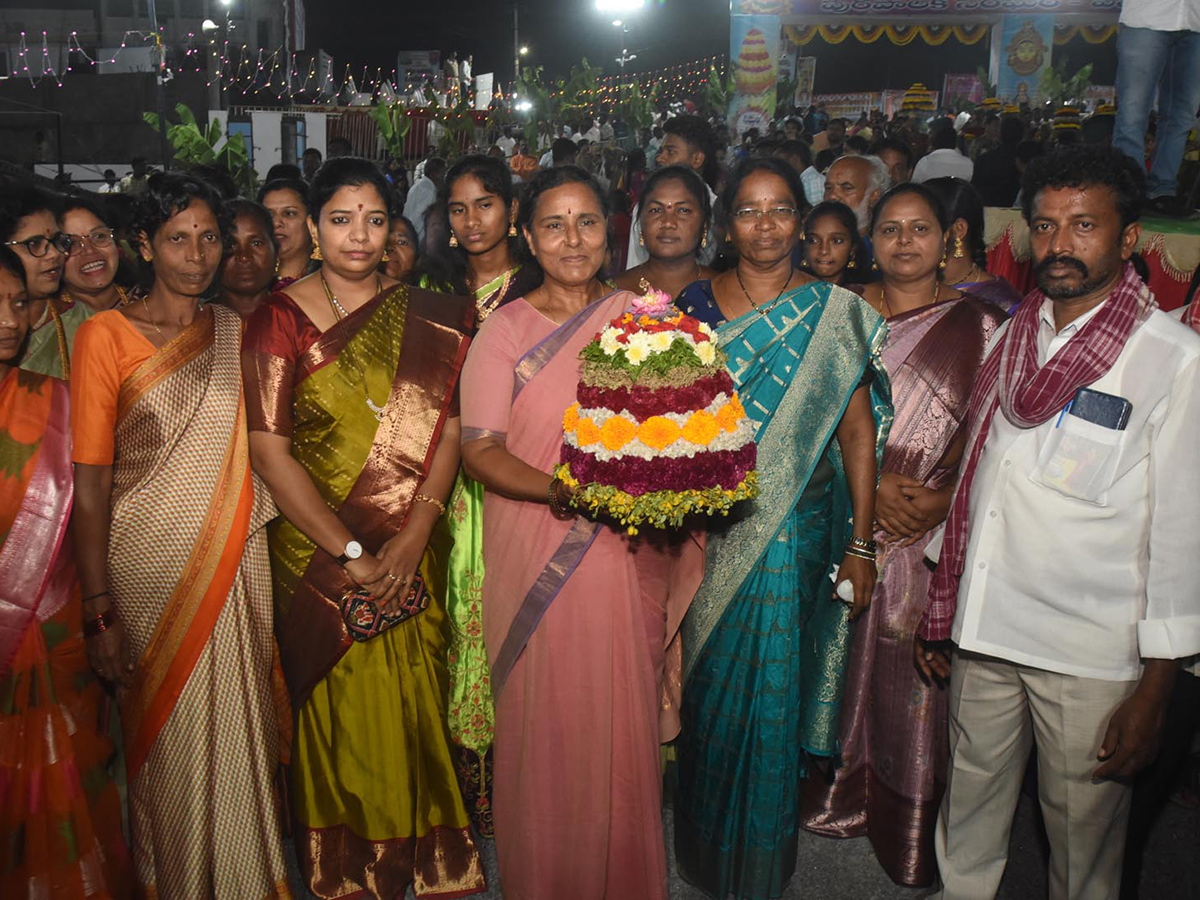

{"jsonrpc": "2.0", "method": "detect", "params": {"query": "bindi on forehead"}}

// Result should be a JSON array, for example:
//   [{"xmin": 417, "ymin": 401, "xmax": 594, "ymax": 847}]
[{"xmin": 357, "ymin": 203, "xmax": 363, "ymax": 211}]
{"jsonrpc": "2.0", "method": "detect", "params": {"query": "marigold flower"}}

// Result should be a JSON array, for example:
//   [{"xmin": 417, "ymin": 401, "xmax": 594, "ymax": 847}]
[
  {"xmin": 638, "ymin": 416, "xmax": 681, "ymax": 450},
  {"xmin": 681, "ymin": 410, "xmax": 720, "ymax": 446},
  {"xmin": 563, "ymin": 403, "xmax": 581, "ymax": 433},
  {"xmin": 576, "ymin": 416, "xmax": 601, "ymax": 447},
  {"xmin": 601, "ymin": 415, "xmax": 637, "ymax": 451},
  {"xmin": 715, "ymin": 402, "xmax": 740, "ymax": 433}
]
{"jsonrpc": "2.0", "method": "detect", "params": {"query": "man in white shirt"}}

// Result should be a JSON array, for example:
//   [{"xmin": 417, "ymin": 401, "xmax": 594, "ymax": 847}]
[
  {"xmin": 917, "ymin": 145, "xmax": 1200, "ymax": 900},
  {"xmin": 1113, "ymin": 0, "xmax": 1200, "ymax": 216},
  {"xmin": 911, "ymin": 124, "xmax": 974, "ymax": 183},
  {"xmin": 403, "ymin": 156, "xmax": 446, "ymax": 248},
  {"xmin": 496, "ymin": 126, "xmax": 517, "ymax": 158}
]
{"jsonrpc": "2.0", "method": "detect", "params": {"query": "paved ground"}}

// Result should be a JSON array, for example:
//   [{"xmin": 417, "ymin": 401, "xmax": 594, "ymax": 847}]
[{"xmin": 285, "ymin": 790, "xmax": 1199, "ymax": 899}]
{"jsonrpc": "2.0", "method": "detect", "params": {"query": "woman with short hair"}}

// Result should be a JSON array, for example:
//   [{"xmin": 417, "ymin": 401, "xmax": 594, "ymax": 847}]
[{"xmin": 71, "ymin": 172, "xmax": 289, "ymax": 899}]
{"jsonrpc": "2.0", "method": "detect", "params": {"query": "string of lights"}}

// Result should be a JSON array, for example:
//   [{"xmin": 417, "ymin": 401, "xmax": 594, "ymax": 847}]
[{"xmin": 7, "ymin": 30, "xmax": 725, "ymax": 105}]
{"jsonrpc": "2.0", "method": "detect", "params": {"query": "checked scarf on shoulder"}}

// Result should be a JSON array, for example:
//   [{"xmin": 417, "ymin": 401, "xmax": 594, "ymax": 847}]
[{"xmin": 920, "ymin": 262, "xmax": 1156, "ymax": 641}]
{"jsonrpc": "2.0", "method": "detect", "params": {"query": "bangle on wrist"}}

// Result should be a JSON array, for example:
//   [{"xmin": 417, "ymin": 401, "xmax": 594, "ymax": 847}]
[
  {"xmin": 547, "ymin": 475, "xmax": 574, "ymax": 520},
  {"xmin": 414, "ymin": 492, "xmax": 447, "ymax": 516},
  {"xmin": 84, "ymin": 608, "xmax": 115, "ymax": 638},
  {"xmin": 847, "ymin": 536, "xmax": 878, "ymax": 554}
]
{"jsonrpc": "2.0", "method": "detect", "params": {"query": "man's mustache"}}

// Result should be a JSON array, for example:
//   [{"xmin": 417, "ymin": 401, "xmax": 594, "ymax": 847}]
[{"xmin": 1034, "ymin": 254, "xmax": 1089, "ymax": 277}]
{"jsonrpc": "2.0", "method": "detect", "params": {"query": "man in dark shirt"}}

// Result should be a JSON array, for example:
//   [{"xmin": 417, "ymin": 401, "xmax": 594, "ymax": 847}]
[{"xmin": 972, "ymin": 116, "xmax": 1024, "ymax": 207}]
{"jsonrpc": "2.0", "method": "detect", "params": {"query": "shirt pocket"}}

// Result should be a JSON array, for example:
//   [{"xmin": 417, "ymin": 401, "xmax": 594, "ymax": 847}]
[{"xmin": 1029, "ymin": 413, "xmax": 1124, "ymax": 506}]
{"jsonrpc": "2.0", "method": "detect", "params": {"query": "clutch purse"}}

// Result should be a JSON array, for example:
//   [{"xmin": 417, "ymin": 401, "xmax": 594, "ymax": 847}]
[{"xmin": 339, "ymin": 574, "xmax": 430, "ymax": 642}]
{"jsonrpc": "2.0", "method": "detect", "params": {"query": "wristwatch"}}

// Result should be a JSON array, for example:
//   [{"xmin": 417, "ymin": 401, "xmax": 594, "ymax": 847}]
[{"xmin": 335, "ymin": 540, "xmax": 363, "ymax": 566}]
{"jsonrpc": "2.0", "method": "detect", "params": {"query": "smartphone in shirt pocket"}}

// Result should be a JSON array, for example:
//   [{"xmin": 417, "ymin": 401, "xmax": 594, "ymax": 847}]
[{"xmin": 1031, "ymin": 388, "xmax": 1132, "ymax": 505}]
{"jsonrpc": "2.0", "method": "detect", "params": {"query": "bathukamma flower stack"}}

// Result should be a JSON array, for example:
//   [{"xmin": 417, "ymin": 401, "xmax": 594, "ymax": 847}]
[{"xmin": 557, "ymin": 287, "xmax": 758, "ymax": 534}]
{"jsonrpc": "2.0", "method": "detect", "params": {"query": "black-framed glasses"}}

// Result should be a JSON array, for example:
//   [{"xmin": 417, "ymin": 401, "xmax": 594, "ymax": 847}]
[
  {"xmin": 732, "ymin": 207, "xmax": 799, "ymax": 223},
  {"xmin": 64, "ymin": 228, "xmax": 116, "ymax": 255},
  {"xmin": 3, "ymin": 232, "xmax": 72, "ymax": 258}
]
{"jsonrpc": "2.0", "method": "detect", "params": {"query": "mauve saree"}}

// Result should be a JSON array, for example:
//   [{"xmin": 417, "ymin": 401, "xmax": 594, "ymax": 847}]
[
  {"xmin": 958, "ymin": 276, "xmax": 1023, "ymax": 315},
  {"xmin": 460, "ymin": 291, "xmax": 703, "ymax": 900},
  {"xmin": 800, "ymin": 295, "xmax": 1006, "ymax": 886}
]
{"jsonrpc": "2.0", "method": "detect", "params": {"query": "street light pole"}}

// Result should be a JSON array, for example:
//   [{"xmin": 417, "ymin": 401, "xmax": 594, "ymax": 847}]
[
  {"xmin": 513, "ymin": 4, "xmax": 520, "ymax": 90},
  {"xmin": 146, "ymin": 0, "xmax": 171, "ymax": 170}
]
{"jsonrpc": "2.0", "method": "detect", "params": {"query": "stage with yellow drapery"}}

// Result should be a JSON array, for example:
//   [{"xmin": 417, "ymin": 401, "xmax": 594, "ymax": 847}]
[{"xmin": 726, "ymin": 0, "xmax": 1120, "ymax": 137}]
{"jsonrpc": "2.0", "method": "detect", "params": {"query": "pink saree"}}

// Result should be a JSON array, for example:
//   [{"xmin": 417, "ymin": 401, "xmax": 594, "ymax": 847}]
[
  {"xmin": 800, "ymin": 295, "xmax": 1006, "ymax": 886},
  {"xmin": 460, "ymin": 292, "xmax": 702, "ymax": 900}
]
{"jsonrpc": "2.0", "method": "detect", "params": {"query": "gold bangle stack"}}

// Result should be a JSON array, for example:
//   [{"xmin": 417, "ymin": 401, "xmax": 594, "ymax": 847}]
[
  {"xmin": 845, "ymin": 536, "xmax": 877, "ymax": 562},
  {"xmin": 414, "ymin": 493, "xmax": 447, "ymax": 516},
  {"xmin": 547, "ymin": 475, "xmax": 574, "ymax": 520}
]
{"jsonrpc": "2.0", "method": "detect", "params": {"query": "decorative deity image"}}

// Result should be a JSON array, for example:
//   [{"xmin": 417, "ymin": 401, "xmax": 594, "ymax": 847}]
[{"xmin": 1006, "ymin": 20, "xmax": 1048, "ymax": 76}]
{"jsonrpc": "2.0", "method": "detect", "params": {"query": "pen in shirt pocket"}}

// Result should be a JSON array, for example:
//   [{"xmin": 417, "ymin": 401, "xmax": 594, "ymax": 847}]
[{"xmin": 1056, "ymin": 399, "xmax": 1074, "ymax": 428}]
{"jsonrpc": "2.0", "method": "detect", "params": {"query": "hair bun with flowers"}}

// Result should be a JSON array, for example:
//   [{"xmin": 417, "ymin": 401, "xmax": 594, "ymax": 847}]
[{"xmin": 557, "ymin": 287, "xmax": 759, "ymax": 533}]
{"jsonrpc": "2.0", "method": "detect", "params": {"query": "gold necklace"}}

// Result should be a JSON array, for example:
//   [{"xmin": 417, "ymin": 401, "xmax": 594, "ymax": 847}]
[
  {"xmin": 139, "ymin": 294, "xmax": 165, "ymax": 338},
  {"xmin": 320, "ymin": 269, "xmax": 388, "ymax": 422},
  {"xmin": 474, "ymin": 265, "xmax": 519, "ymax": 323},
  {"xmin": 880, "ymin": 281, "xmax": 940, "ymax": 319},
  {"xmin": 736, "ymin": 265, "xmax": 793, "ymax": 316}
]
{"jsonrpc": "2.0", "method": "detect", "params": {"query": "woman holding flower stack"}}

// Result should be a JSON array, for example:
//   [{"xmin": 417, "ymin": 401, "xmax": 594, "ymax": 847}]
[
  {"xmin": 460, "ymin": 165, "xmax": 704, "ymax": 900},
  {"xmin": 673, "ymin": 157, "xmax": 892, "ymax": 900}
]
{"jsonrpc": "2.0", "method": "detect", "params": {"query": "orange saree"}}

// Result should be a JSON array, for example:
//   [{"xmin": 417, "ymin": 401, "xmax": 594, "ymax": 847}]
[
  {"xmin": 0, "ymin": 368, "xmax": 131, "ymax": 900},
  {"xmin": 71, "ymin": 306, "xmax": 290, "ymax": 900}
]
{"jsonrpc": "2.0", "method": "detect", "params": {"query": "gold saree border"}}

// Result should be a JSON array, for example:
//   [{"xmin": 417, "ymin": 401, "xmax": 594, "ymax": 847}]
[
  {"xmin": 682, "ymin": 285, "xmax": 889, "ymax": 684},
  {"xmin": 277, "ymin": 287, "xmax": 473, "ymax": 707},
  {"xmin": 116, "ymin": 305, "xmax": 214, "ymax": 421}
]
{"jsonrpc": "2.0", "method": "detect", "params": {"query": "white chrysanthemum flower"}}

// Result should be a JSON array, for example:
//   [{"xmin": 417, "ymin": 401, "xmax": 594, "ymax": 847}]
[
  {"xmin": 600, "ymin": 328, "xmax": 622, "ymax": 355},
  {"xmin": 695, "ymin": 341, "xmax": 717, "ymax": 365},
  {"xmin": 625, "ymin": 343, "xmax": 649, "ymax": 365},
  {"xmin": 697, "ymin": 322, "xmax": 715, "ymax": 337},
  {"xmin": 649, "ymin": 331, "xmax": 673, "ymax": 352}
]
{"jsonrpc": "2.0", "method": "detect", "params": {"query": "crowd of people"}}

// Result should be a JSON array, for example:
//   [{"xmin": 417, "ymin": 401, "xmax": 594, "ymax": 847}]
[{"xmin": 2, "ymin": 52, "xmax": 1199, "ymax": 900}]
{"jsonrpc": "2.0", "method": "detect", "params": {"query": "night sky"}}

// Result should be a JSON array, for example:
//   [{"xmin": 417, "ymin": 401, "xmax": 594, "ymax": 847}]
[{"xmin": 305, "ymin": 0, "xmax": 731, "ymax": 83}]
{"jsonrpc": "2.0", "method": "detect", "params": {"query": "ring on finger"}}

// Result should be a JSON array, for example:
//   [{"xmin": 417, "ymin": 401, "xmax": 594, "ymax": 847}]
[{"xmin": 388, "ymin": 573, "xmax": 398, "ymax": 582}]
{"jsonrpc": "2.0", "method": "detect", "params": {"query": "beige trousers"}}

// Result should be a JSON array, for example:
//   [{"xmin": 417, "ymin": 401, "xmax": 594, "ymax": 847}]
[{"xmin": 933, "ymin": 652, "xmax": 1137, "ymax": 900}]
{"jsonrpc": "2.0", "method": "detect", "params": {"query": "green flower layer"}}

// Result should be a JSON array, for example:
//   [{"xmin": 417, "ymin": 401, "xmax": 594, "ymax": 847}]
[{"xmin": 556, "ymin": 464, "xmax": 759, "ymax": 536}]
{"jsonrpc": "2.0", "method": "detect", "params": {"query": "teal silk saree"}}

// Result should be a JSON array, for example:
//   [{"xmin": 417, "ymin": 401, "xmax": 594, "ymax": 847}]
[{"xmin": 675, "ymin": 281, "xmax": 891, "ymax": 900}]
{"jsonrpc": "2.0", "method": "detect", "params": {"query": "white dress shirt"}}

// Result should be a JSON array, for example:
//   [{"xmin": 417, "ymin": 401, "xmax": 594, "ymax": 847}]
[
  {"xmin": 1121, "ymin": 0, "xmax": 1200, "ymax": 32},
  {"xmin": 801, "ymin": 165, "xmax": 826, "ymax": 207},
  {"xmin": 951, "ymin": 299, "xmax": 1200, "ymax": 680},
  {"xmin": 911, "ymin": 148, "xmax": 975, "ymax": 184},
  {"xmin": 403, "ymin": 175, "xmax": 438, "ymax": 245}
]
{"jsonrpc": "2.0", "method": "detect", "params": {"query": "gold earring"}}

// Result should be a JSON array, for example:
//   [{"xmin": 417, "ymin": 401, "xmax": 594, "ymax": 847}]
[
  {"xmin": 939, "ymin": 254, "xmax": 948, "ymax": 270},
  {"xmin": 846, "ymin": 258, "xmax": 856, "ymax": 270},
  {"xmin": 449, "ymin": 234, "xmax": 459, "ymax": 248},
  {"xmin": 310, "ymin": 242, "xmax": 322, "ymax": 261},
  {"xmin": 871, "ymin": 260, "xmax": 878, "ymax": 271},
  {"xmin": 638, "ymin": 232, "xmax": 645, "ymax": 248},
  {"xmin": 274, "ymin": 257, "xmax": 281, "ymax": 275},
  {"xmin": 701, "ymin": 227, "xmax": 709, "ymax": 247},
  {"xmin": 508, "ymin": 222, "xmax": 518, "ymax": 237},
  {"xmin": 382, "ymin": 250, "xmax": 390, "ymax": 262},
  {"xmin": 954, "ymin": 236, "xmax": 965, "ymax": 259}
]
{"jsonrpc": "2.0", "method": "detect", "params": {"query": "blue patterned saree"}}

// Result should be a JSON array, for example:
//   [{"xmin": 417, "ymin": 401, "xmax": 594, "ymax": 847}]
[{"xmin": 674, "ymin": 281, "xmax": 891, "ymax": 900}]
